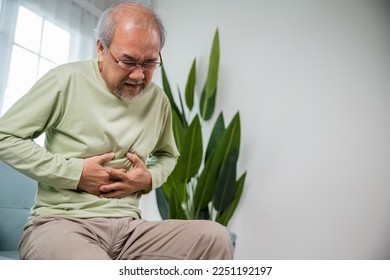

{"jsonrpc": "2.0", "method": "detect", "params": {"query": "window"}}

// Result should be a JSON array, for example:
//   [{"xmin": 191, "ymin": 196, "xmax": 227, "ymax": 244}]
[{"xmin": 1, "ymin": 6, "xmax": 70, "ymax": 113}]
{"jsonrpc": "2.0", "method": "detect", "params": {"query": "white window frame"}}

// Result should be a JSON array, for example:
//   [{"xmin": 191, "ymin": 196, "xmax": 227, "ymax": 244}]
[{"xmin": 0, "ymin": 0, "xmax": 101, "ymax": 113}]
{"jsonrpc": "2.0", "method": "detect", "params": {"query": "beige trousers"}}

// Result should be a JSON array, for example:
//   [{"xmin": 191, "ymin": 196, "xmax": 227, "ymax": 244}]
[{"xmin": 19, "ymin": 216, "xmax": 233, "ymax": 260}]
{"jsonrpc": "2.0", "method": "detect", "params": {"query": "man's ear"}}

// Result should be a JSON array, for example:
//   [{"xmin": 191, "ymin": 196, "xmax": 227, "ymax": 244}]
[{"xmin": 96, "ymin": 40, "xmax": 105, "ymax": 62}]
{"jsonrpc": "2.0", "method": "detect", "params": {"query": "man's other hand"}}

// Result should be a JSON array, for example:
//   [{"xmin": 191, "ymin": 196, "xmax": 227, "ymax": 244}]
[
  {"xmin": 99, "ymin": 152, "xmax": 152, "ymax": 198},
  {"xmin": 77, "ymin": 152, "xmax": 116, "ymax": 196}
]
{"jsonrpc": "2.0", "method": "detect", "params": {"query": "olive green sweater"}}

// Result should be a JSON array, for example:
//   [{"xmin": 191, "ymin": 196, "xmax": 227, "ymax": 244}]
[{"xmin": 0, "ymin": 60, "xmax": 179, "ymax": 226}]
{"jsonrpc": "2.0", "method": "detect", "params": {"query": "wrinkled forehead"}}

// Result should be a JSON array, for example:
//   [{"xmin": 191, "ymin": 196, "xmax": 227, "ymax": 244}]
[
  {"xmin": 111, "ymin": 22, "xmax": 161, "ymax": 51},
  {"xmin": 113, "ymin": 11, "xmax": 161, "ymax": 47}
]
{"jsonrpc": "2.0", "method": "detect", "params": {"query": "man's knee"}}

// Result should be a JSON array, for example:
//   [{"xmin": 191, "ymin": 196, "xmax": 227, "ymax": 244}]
[
  {"xmin": 193, "ymin": 220, "xmax": 234, "ymax": 259},
  {"xmin": 198, "ymin": 220, "xmax": 231, "ymax": 240}
]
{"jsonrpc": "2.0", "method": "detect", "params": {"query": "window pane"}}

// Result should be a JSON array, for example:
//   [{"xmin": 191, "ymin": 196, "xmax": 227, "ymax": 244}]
[
  {"xmin": 2, "ymin": 46, "xmax": 38, "ymax": 113},
  {"xmin": 14, "ymin": 6, "xmax": 42, "ymax": 53},
  {"xmin": 41, "ymin": 20, "xmax": 70, "ymax": 64},
  {"xmin": 38, "ymin": 57, "xmax": 57, "ymax": 79}
]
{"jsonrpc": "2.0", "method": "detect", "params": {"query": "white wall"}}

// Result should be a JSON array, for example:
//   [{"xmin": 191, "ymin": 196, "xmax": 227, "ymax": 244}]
[{"xmin": 140, "ymin": 0, "xmax": 390, "ymax": 259}]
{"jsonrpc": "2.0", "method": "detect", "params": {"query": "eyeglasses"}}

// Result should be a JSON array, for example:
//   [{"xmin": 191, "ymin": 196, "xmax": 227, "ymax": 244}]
[{"xmin": 108, "ymin": 49, "xmax": 163, "ymax": 71}]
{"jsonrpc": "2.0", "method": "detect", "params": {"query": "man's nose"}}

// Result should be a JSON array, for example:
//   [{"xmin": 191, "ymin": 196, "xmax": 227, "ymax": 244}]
[{"xmin": 128, "ymin": 66, "xmax": 145, "ymax": 80}]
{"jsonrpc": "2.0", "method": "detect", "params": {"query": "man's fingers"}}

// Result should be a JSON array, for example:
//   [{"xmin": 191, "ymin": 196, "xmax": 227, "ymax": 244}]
[
  {"xmin": 110, "ymin": 168, "xmax": 127, "ymax": 174},
  {"xmin": 100, "ymin": 190, "xmax": 123, "ymax": 199},
  {"xmin": 100, "ymin": 181, "xmax": 121, "ymax": 193},
  {"xmin": 99, "ymin": 181, "xmax": 129, "ymax": 198},
  {"xmin": 96, "ymin": 152, "xmax": 115, "ymax": 164},
  {"xmin": 126, "ymin": 152, "xmax": 143, "ymax": 166},
  {"xmin": 106, "ymin": 168, "xmax": 126, "ymax": 179}
]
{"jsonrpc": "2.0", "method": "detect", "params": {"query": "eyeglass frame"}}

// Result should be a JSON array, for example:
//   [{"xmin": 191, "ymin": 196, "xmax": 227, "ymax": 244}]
[{"xmin": 107, "ymin": 49, "xmax": 163, "ymax": 71}]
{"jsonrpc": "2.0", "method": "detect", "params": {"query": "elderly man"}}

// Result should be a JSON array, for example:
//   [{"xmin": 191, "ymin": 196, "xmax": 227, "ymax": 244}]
[{"xmin": 0, "ymin": 2, "xmax": 233, "ymax": 260}]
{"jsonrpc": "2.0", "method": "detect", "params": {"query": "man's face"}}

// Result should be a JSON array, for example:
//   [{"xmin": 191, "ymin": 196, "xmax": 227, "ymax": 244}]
[{"xmin": 97, "ymin": 23, "xmax": 161, "ymax": 100}]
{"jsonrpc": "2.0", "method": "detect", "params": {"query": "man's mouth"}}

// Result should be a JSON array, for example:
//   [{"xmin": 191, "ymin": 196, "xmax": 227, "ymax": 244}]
[
  {"xmin": 123, "ymin": 80, "xmax": 143, "ymax": 87},
  {"xmin": 114, "ymin": 80, "xmax": 145, "ymax": 100}
]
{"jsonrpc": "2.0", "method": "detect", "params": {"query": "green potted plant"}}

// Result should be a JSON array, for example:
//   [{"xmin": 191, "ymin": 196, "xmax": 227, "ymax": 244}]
[{"xmin": 156, "ymin": 29, "xmax": 246, "ymax": 229}]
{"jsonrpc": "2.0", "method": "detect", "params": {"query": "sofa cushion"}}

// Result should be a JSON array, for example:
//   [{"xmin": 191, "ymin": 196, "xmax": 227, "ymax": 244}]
[
  {"xmin": 0, "ymin": 251, "xmax": 20, "ymax": 259},
  {"xmin": 0, "ymin": 161, "xmax": 36, "ymax": 257}
]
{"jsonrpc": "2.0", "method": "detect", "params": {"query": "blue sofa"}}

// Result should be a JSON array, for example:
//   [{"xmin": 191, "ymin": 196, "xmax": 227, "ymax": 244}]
[{"xmin": 0, "ymin": 161, "xmax": 36, "ymax": 260}]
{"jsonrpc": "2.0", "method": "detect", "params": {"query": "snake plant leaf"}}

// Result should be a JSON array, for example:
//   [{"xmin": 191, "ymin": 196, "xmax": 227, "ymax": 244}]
[
  {"xmin": 200, "ymin": 29, "xmax": 219, "ymax": 120},
  {"xmin": 213, "ymin": 149, "xmax": 238, "ymax": 212},
  {"xmin": 160, "ymin": 174, "xmax": 186, "ymax": 219},
  {"xmin": 196, "ymin": 207, "xmax": 210, "ymax": 220},
  {"xmin": 200, "ymin": 85, "xmax": 217, "ymax": 121},
  {"xmin": 176, "ymin": 87, "xmax": 188, "ymax": 128},
  {"xmin": 166, "ymin": 165, "xmax": 187, "ymax": 203},
  {"xmin": 161, "ymin": 66, "xmax": 172, "ymax": 98},
  {"xmin": 193, "ymin": 113, "xmax": 240, "ymax": 210},
  {"xmin": 193, "ymin": 151, "xmax": 219, "ymax": 210},
  {"xmin": 162, "ymin": 66, "xmax": 183, "ymax": 126},
  {"xmin": 169, "ymin": 189, "xmax": 187, "ymax": 219},
  {"xmin": 206, "ymin": 29, "xmax": 220, "ymax": 99},
  {"xmin": 156, "ymin": 28, "xmax": 247, "ymax": 227},
  {"xmin": 211, "ymin": 112, "xmax": 241, "ymax": 172},
  {"xmin": 171, "ymin": 110, "xmax": 185, "ymax": 151},
  {"xmin": 216, "ymin": 171, "xmax": 246, "ymax": 226},
  {"xmin": 158, "ymin": 171, "xmax": 187, "ymax": 219},
  {"xmin": 175, "ymin": 115, "xmax": 203, "ymax": 183},
  {"xmin": 205, "ymin": 112, "xmax": 225, "ymax": 162},
  {"xmin": 185, "ymin": 59, "xmax": 196, "ymax": 111},
  {"xmin": 156, "ymin": 187, "xmax": 169, "ymax": 220}
]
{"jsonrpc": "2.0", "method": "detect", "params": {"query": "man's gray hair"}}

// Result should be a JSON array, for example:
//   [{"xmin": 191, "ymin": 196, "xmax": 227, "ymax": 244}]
[{"xmin": 95, "ymin": 1, "xmax": 166, "ymax": 49}]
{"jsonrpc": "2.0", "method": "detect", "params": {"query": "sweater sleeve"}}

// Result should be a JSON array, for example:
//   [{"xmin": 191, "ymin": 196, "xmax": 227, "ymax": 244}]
[
  {"xmin": 0, "ymin": 71, "xmax": 83, "ymax": 189},
  {"xmin": 146, "ymin": 100, "xmax": 179, "ymax": 191}
]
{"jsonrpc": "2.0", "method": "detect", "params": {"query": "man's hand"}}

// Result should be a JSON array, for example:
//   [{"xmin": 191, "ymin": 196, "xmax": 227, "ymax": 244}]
[
  {"xmin": 99, "ymin": 152, "xmax": 152, "ymax": 198},
  {"xmin": 77, "ymin": 152, "xmax": 116, "ymax": 196}
]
